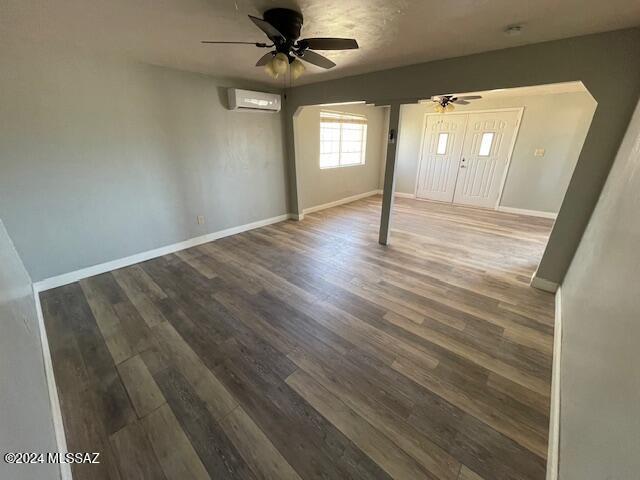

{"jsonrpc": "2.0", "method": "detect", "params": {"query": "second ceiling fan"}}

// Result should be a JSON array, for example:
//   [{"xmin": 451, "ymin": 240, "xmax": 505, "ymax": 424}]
[
  {"xmin": 202, "ymin": 8, "xmax": 359, "ymax": 79},
  {"xmin": 431, "ymin": 95, "xmax": 483, "ymax": 113}
]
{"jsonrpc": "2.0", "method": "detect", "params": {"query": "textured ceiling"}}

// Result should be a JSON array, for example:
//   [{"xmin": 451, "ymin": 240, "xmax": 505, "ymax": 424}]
[{"xmin": 2, "ymin": 0, "xmax": 640, "ymax": 86}]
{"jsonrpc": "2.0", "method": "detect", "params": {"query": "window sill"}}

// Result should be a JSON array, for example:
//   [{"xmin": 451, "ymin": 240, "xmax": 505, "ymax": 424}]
[{"xmin": 320, "ymin": 163, "xmax": 366, "ymax": 170}]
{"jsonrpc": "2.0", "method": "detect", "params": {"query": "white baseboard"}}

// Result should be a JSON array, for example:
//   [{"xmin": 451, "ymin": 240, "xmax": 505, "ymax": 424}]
[
  {"xmin": 289, "ymin": 213, "xmax": 304, "ymax": 221},
  {"xmin": 33, "ymin": 285, "xmax": 73, "ymax": 480},
  {"xmin": 302, "ymin": 190, "xmax": 381, "ymax": 215},
  {"xmin": 531, "ymin": 273, "xmax": 559, "ymax": 293},
  {"xmin": 34, "ymin": 213, "xmax": 292, "ymax": 292},
  {"xmin": 547, "ymin": 286, "xmax": 562, "ymax": 480},
  {"xmin": 497, "ymin": 206, "xmax": 558, "ymax": 219},
  {"xmin": 394, "ymin": 192, "xmax": 416, "ymax": 199}
]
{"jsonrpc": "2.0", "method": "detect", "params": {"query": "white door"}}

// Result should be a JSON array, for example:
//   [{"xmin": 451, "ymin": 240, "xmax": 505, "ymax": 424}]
[
  {"xmin": 416, "ymin": 114, "xmax": 468, "ymax": 202},
  {"xmin": 453, "ymin": 110, "xmax": 520, "ymax": 208}
]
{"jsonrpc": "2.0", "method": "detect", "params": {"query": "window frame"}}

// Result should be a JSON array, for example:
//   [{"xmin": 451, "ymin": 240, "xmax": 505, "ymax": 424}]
[{"xmin": 319, "ymin": 111, "xmax": 368, "ymax": 169}]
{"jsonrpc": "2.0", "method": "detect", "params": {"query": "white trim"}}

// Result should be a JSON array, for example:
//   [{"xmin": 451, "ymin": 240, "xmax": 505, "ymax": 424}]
[
  {"xmin": 496, "ymin": 206, "xmax": 558, "ymax": 219},
  {"xmin": 33, "ymin": 285, "xmax": 73, "ymax": 480},
  {"xmin": 315, "ymin": 101, "xmax": 366, "ymax": 107},
  {"xmin": 289, "ymin": 213, "xmax": 305, "ymax": 221},
  {"xmin": 34, "ymin": 214, "xmax": 291, "ymax": 292},
  {"xmin": 412, "ymin": 111, "xmax": 430, "ymax": 199},
  {"xmin": 394, "ymin": 192, "xmax": 416, "ymax": 199},
  {"xmin": 302, "ymin": 190, "xmax": 381, "ymax": 215},
  {"xmin": 414, "ymin": 107, "xmax": 524, "ymax": 208},
  {"xmin": 547, "ymin": 286, "xmax": 562, "ymax": 480},
  {"xmin": 494, "ymin": 107, "xmax": 525, "ymax": 208},
  {"xmin": 530, "ymin": 272, "xmax": 559, "ymax": 293}
]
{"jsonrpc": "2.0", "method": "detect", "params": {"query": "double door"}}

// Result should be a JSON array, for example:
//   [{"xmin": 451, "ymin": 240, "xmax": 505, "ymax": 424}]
[{"xmin": 415, "ymin": 110, "xmax": 521, "ymax": 208}]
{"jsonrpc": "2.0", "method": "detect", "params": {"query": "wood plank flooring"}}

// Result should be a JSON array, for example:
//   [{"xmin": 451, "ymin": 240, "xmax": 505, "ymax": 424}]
[{"xmin": 40, "ymin": 196, "xmax": 555, "ymax": 480}]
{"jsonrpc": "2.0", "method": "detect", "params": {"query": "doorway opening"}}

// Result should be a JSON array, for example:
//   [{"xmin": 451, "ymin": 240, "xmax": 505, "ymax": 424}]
[
  {"xmin": 397, "ymin": 81, "xmax": 597, "ymax": 219},
  {"xmin": 290, "ymin": 81, "xmax": 598, "ymax": 292},
  {"xmin": 388, "ymin": 80, "xmax": 598, "ymax": 294},
  {"xmin": 292, "ymin": 101, "xmax": 390, "ymax": 215}
]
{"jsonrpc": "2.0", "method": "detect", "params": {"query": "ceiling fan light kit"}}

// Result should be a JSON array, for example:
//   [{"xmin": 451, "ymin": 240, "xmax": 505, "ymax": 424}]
[
  {"xmin": 290, "ymin": 59, "xmax": 306, "ymax": 80},
  {"xmin": 271, "ymin": 52, "xmax": 289, "ymax": 75},
  {"xmin": 263, "ymin": 53, "xmax": 305, "ymax": 79},
  {"xmin": 264, "ymin": 59, "xmax": 279, "ymax": 79},
  {"xmin": 202, "ymin": 8, "xmax": 358, "ymax": 80}
]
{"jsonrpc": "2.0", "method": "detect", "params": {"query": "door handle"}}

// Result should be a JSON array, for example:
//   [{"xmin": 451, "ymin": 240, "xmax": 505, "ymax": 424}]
[{"xmin": 460, "ymin": 165, "xmax": 467, "ymax": 168}]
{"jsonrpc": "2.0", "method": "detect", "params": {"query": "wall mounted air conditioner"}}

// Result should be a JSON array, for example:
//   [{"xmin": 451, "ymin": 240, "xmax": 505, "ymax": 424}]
[{"xmin": 227, "ymin": 88, "xmax": 281, "ymax": 112}]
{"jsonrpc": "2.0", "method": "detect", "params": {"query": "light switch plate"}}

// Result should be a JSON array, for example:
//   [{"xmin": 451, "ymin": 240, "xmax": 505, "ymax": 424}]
[
  {"xmin": 197, "ymin": 215, "xmax": 205, "ymax": 225},
  {"xmin": 534, "ymin": 148, "xmax": 545, "ymax": 157}
]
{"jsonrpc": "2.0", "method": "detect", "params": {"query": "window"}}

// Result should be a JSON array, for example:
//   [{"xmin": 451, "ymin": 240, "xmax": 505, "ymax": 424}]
[
  {"xmin": 436, "ymin": 133, "xmax": 449, "ymax": 155},
  {"xmin": 320, "ymin": 111, "xmax": 367, "ymax": 168},
  {"xmin": 478, "ymin": 132, "xmax": 494, "ymax": 156}
]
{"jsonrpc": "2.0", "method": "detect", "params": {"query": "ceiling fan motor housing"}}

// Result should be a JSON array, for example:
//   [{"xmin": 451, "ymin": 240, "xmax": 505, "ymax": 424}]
[{"xmin": 263, "ymin": 8, "xmax": 303, "ymax": 52}]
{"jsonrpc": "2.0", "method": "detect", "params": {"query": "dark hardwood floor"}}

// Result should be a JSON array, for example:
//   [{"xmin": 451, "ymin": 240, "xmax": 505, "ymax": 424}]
[{"xmin": 40, "ymin": 196, "xmax": 555, "ymax": 480}]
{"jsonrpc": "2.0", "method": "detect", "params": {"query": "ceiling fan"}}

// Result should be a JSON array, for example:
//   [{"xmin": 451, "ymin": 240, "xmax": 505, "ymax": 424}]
[
  {"xmin": 431, "ymin": 94, "xmax": 482, "ymax": 113},
  {"xmin": 202, "ymin": 8, "xmax": 358, "ymax": 80}
]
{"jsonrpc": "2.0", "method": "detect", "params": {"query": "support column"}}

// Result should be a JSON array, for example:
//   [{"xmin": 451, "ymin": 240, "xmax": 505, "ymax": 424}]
[
  {"xmin": 285, "ymin": 103, "xmax": 303, "ymax": 220},
  {"xmin": 379, "ymin": 103, "xmax": 401, "ymax": 245}
]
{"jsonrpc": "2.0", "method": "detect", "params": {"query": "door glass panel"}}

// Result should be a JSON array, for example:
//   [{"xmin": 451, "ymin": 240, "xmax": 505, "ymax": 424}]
[
  {"xmin": 478, "ymin": 132, "xmax": 494, "ymax": 156},
  {"xmin": 436, "ymin": 133, "xmax": 448, "ymax": 154}
]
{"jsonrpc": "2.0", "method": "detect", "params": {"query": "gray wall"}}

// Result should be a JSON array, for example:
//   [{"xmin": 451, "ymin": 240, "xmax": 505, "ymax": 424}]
[
  {"xmin": 395, "ymin": 91, "xmax": 596, "ymax": 214},
  {"xmin": 294, "ymin": 104, "xmax": 388, "ymax": 210},
  {"xmin": 557, "ymin": 98, "xmax": 640, "ymax": 479},
  {"xmin": 284, "ymin": 28, "xmax": 640, "ymax": 284},
  {"xmin": 0, "ymin": 219, "xmax": 59, "ymax": 480},
  {"xmin": 0, "ymin": 47, "xmax": 288, "ymax": 281}
]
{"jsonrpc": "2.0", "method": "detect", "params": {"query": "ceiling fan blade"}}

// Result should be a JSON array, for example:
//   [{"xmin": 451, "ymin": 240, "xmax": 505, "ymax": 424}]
[
  {"xmin": 298, "ymin": 50, "xmax": 336, "ymax": 69},
  {"xmin": 453, "ymin": 99, "xmax": 470, "ymax": 105},
  {"xmin": 457, "ymin": 95, "xmax": 482, "ymax": 100},
  {"xmin": 248, "ymin": 15, "xmax": 285, "ymax": 42},
  {"xmin": 299, "ymin": 38, "xmax": 359, "ymax": 50},
  {"xmin": 255, "ymin": 52, "xmax": 273, "ymax": 66},
  {"xmin": 201, "ymin": 41, "xmax": 269, "ymax": 47}
]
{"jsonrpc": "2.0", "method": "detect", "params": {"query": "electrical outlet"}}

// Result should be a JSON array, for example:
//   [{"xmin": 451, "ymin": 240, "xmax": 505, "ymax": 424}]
[
  {"xmin": 197, "ymin": 215, "xmax": 205, "ymax": 225},
  {"xmin": 534, "ymin": 148, "xmax": 545, "ymax": 157}
]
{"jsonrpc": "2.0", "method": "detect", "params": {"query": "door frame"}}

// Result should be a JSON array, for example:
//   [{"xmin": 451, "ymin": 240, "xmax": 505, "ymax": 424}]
[{"xmin": 414, "ymin": 107, "xmax": 524, "ymax": 209}]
